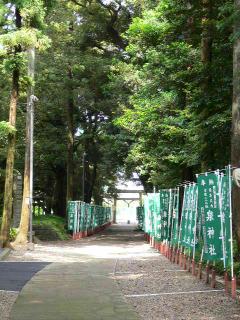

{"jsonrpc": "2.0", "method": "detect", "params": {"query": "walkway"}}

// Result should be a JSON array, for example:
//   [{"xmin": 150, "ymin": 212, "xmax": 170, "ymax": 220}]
[
  {"xmin": 9, "ymin": 225, "xmax": 140, "ymax": 320},
  {"xmin": 4, "ymin": 225, "xmax": 240, "ymax": 320}
]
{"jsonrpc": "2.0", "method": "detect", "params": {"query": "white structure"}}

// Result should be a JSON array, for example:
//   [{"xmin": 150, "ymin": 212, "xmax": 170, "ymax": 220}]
[{"xmin": 104, "ymin": 173, "xmax": 144, "ymax": 224}]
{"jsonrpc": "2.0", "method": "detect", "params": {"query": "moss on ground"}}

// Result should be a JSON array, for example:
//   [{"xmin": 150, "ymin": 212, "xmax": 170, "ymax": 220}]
[
  {"xmin": 33, "ymin": 215, "xmax": 70, "ymax": 241},
  {"xmin": 0, "ymin": 215, "xmax": 70, "ymax": 241}
]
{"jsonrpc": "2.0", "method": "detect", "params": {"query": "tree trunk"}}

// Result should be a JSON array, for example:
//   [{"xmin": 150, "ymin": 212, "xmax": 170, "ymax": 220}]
[
  {"xmin": 85, "ymin": 162, "xmax": 97, "ymax": 203},
  {"xmin": 201, "ymin": 0, "xmax": 213, "ymax": 67},
  {"xmin": 52, "ymin": 166, "xmax": 66, "ymax": 217},
  {"xmin": 14, "ymin": 48, "xmax": 35, "ymax": 245},
  {"xmin": 0, "ymin": 8, "xmax": 21, "ymax": 248},
  {"xmin": 66, "ymin": 65, "xmax": 74, "ymax": 203},
  {"xmin": 231, "ymin": 0, "xmax": 240, "ymax": 250},
  {"xmin": 200, "ymin": 0, "xmax": 213, "ymax": 171}
]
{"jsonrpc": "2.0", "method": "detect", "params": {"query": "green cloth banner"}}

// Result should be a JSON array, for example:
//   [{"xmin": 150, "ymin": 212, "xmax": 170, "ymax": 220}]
[
  {"xmin": 67, "ymin": 201, "xmax": 111, "ymax": 232},
  {"xmin": 153, "ymin": 193, "xmax": 161, "ymax": 240},
  {"xmin": 171, "ymin": 189, "xmax": 180, "ymax": 245},
  {"xmin": 220, "ymin": 168, "xmax": 231, "ymax": 265},
  {"xmin": 143, "ymin": 195, "xmax": 152, "ymax": 234},
  {"xmin": 159, "ymin": 190, "xmax": 170, "ymax": 240},
  {"xmin": 136, "ymin": 206, "xmax": 144, "ymax": 230},
  {"xmin": 142, "ymin": 166, "xmax": 233, "ymax": 267},
  {"xmin": 179, "ymin": 184, "xmax": 198, "ymax": 249},
  {"xmin": 197, "ymin": 173, "xmax": 223, "ymax": 261}
]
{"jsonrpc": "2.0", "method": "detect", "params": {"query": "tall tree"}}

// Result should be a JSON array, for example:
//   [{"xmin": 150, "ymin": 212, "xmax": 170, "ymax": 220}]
[
  {"xmin": 14, "ymin": 0, "xmax": 51, "ymax": 245},
  {"xmin": 0, "ymin": 4, "xmax": 21, "ymax": 247},
  {"xmin": 232, "ymin": 0, "xmax": 240, "ymax": 249},
  {"xmin": 15, "ymin": 48, "xmax": 35, "ymax": 244},
  {"xmin": 114, "ymin": 0, "xmax": 232, "ymax": 189}
]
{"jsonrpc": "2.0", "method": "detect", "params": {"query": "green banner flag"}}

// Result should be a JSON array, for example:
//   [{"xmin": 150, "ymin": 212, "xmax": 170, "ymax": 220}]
[
  {"xmin": 220, "ymin": 169, "xmax": 232, "ymax": 265},
  {"xmin": 68, "ymin": 201, "xmax": 77, "ymax": 231},
  {"xmin": 159, "ymin": 190, "xmax": 170, "ymax": 240},
  {"xmin": 137, "ymin": 206, "xmax": 144, "ymax": 230},
  {"xmin": 185, "ymin": 184, "xmax": 198, "ymax": 249},
  {"xmin": 143, "ymin": 195, "xmax": 152, "ymax": 234},
  {"xmin": 179, "ymin": 185, "xmax": 198, "ymax": 249},
  {"xmin": 153, "ymin": 193, "xmax": 161, "ymax": 240},
  {"xmin": 171, "ymin": 189, "xmax": 180, "ymax": 245},
  {"xmin": 197, "ymin": 173, "xmax": 223, "ymax": 261}
]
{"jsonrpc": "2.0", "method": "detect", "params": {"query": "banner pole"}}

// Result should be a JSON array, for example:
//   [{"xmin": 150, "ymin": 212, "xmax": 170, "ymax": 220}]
[
  {"xmin": 197, "ymin": 248, "xmax": 204, "ymax": 279},
  {"xmin": 167, "ymin": 189, "xmax": 172, "ymax": 258},
  {"xmin": 217, "ymin": 170, "xmax": 226, "ymax": 280},
  {"xmin": 178, "ymin": 186, "xmax": 186, "ymax": 266},
  {"xmin": 192, "ymin": 185, "xmax": 198, "ymax": 276},
  {"xmin": 217, "ymin": 170, "xmax": 226, "ymax": 271},
  {"xmin": 228, "ymin": 165, "xmax": 236, "ymax": 298},
  {"xmin": 170, "ymin": 189, "xmax": 176, "ymax": 261},
  {"xmin": 174, "ymin": 187, "xmax": 180, "ymax": 263},
  {"xmin": 211, "ymin": 260, "xmax": 216, "ymax": 288}
]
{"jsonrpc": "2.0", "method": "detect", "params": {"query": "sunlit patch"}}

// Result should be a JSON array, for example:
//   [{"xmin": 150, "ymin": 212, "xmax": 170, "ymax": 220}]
[{"xmin": 113, "ymin": 273, "xmax": 144, "ymax": 280}]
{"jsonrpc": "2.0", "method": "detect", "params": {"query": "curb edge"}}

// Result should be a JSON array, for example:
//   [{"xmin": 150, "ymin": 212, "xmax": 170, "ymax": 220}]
[{"xmin": 0, "ymin": 248, "xmax": 11, "ymax": 261}]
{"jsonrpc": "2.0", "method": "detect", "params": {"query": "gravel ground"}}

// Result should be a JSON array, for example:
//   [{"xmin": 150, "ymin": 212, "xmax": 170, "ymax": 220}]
[
  {"xmin": 0, "ymin": 291, "xmax": 18, "ymax": 320},
  {"xmin": 115, "ymin": 250, "xmax": 240, "ymax": 320},
  {"xmin": 3, "ymin": 226, "xmax": 240, "ymax": 320}
]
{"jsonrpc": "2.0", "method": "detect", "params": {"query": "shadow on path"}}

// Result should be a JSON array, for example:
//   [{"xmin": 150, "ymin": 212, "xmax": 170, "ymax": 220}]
[{"xmin": 0, "ymin": 262, "xmax": 50, "ymax": 292}]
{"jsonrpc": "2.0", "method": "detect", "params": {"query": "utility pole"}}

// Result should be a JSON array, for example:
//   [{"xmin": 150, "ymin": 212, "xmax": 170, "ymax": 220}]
[
  {"xmin": 14, "ymin": 47, "xmax": 37, "ymax": 246},
  {"xmin": 29, "ymin": 48, "xmax": 36, "ymax": 246}
]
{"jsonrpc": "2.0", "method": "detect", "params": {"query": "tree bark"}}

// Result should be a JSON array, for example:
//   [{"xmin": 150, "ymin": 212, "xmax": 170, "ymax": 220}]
[
  {"xmin": 52, "ymin": 166, "xmax": 67, "ymax": 216},
  {"xmin": 200, "ymin": 0, "xmax": 213, "ymax": 171},
  {"xmin": 14, "ymin": 47, "xmax": 35, "ymax": 245},
  {"xmin": 0, "ymin": 8, "xmax": 21, "ymax": 248},
  {"xmin": 201, "ymin": 0, "xmax": 213, "ymax": 67},
  {"xmin": 231, "ymin": 0, "xmax": 240, "ymax": 250},
  {"xmin": 84, "ymin": 162, "xmax": 97, "ymax": 203}
]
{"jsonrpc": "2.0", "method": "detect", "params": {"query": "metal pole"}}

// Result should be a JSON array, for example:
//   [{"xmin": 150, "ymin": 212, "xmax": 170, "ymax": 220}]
[
  {"xmin": 28, "ymin": 47, "xmax": 36, "ymax": 245},
  {"xmin": 82, "ymin": 152, "xmax": 86, "ymax": 202},
  {"xmin": 217, "ymin": 170, "xmax": 226, "ymax": 270},
  {"xmin": 178, "ymin": 185, "xmax": 186, "ymax": 250},
  {"xmin": 228, "ymin": 165, "xmax": 234, "ymax": 279},
  {"xmin": 29, "ymin": 95, "xmax": 33, "ymax": 244},
  {"xmin": 167, "ymin": 189, "xmax": 173, "ymax": 246},
  {"xmin": 170, "ymin": 189, "xmax": 176, "ymax": 246},
  {"xmin": 192, "ymin": 185, "xmax": 198, "ymax": 261}
]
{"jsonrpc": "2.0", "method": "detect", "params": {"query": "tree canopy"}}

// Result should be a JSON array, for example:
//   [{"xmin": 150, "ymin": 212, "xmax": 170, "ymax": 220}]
[{"xmin": 0, "ymin": 0, "xmax": 239, "ymax": 245}]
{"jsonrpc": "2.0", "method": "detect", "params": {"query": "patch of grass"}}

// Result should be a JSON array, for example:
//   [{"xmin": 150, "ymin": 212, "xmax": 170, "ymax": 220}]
[
  {"xmin": 33, "ymin": 215, "xmax": 70, "ymax": 241},
  {"xmin": 0, "ymin": 215, "xmax": 70, "ymax": 241}
]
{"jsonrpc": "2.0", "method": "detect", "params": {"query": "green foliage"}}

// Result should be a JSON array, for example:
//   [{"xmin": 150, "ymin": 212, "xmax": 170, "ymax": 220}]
[
  {"xmin": 2, "ymin": 52, "xmax": 26, "ymax": 72},
  {"xmin": 0, "ymin": 28, "xmax": 49, "ymax": 49},
  {"xmin": 0, "ymin": 0, "xmax": 235, "ymax": 220},
  {"xmin": 33, "ymin": 215, "xmax": 69, "ymax": 240},
  {"xmin": 113, "ymin": 0, "xmax": 232, "ymax": 188},
  {"xmin": 9, "ymin": 227, "xmax": 18, "ymax": 242},
  {"xmin": 0, "ymin": 121, "xmax": 16, "ymax": 138}
]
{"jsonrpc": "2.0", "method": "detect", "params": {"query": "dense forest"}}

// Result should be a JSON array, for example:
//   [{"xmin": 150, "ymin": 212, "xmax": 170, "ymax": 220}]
[{"xmin": 0, "ymin": 0, "xmax": 240, "ymax": 247}]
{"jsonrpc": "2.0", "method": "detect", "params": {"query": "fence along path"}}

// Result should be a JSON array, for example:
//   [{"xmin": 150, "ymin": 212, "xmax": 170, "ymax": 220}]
[{"xmin": 138, "ymin": 165, "xmax": 238, "ymax": 300}]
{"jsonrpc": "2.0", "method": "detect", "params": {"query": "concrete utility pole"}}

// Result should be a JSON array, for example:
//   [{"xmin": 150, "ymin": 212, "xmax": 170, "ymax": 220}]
[
  {"xmin": 15, "ymin": 47, "xmax": 37, "ymax": 246},
  {"xmin": 28, "ymin": 48, "xmax": 37, "ymax": 245}
]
